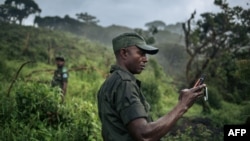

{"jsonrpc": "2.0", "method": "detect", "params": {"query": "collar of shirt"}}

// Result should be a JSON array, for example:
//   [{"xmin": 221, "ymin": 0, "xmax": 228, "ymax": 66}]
[{"xmin": 109, "ymin": 65, "xmax": 141, "ymax": 87}]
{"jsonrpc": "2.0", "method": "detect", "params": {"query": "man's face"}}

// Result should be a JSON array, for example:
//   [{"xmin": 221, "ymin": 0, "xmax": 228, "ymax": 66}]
[
  {"xmin": 124, "ymin": 46, "xmax": 148, "ymax": 74},
  {"xmin": 55, "ymin": 59, "xmax": 65, "ymax": 67}
]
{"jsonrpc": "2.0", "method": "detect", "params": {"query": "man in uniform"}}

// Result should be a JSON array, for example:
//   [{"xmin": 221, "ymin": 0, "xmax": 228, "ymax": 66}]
[
  {"xmin": 97, "ymin": 32, "xmax": 206, "ymax": 141},
  {"xmin": 51, "ymin": 55, "xmax": 68, "ymax": 102}
]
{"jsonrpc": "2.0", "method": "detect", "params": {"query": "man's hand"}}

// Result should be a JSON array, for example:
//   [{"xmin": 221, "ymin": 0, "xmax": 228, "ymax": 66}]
[
  {"xmin": 178, "ymin": 84, "xmax": 206, "ymax": 109},
  {"xmin": 127, "ymin": 84, "xmax": 206, "ymax": 141}
]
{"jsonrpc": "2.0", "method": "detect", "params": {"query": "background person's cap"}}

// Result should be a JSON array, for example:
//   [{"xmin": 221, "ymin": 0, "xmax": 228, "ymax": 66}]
[
  {"xmin": 55, "ymin": 54, "xmax": 65, "ymax": 61},
  {"xmin": 112, "ymin": 32, "xmax": 159, "ymax": 55}
]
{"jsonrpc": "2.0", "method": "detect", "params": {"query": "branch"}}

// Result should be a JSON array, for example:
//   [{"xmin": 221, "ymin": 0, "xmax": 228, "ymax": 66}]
[
  {"xmin": 183, "ymin": 10, "xmax": 197, "ymax": 83},
  {"xmin": 7, "ymin": 61, "xmax": 34, "ymax": 97},
  {"xmin": 182, "ymin": 10, "xmax": 196, "ymax": 56}
]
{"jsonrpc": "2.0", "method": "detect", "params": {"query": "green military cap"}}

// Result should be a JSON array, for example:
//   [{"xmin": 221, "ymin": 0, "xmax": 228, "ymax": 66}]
[
  {"xmin": 55, "ymin": 54, "xmax": 65, "ymax": 61},
  {"xmin": 112, "ymin": 32, "xmax": 159, "ymax": 55}
]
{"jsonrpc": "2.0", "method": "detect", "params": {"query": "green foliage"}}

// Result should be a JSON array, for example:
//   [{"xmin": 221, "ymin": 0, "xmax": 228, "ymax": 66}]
[
  {"xmin": 182, "ymin": 0, "xmax": 250, "ymax": 104},
  {"xmin": 67, "ymin": 69, "xmax": 105, "ymax": 103},
  {"xmin": 239, "ymin": 102, "xmax": 250, "ymax": 123},
  {"xmin": 206, "ymin": 86, "xmax": 222, "ymax": 109},
  {"xmin": 0, "ymin": 60, "xmax": 13, "ymax": 81},
  {"xmin": 140, "ymin": 73, "xmax": 163, "ymax": 118},
  {"xmin": 208, "ymin": 101, "xmax": 244, "ymax": 126},
  {"xmin": 235, "ymin": 59, "xmax": 250, "ymax": 100},
  {"xmin": 163, "ymin": 124, "xmax": 222, "ymax": 141},
  {"xmin": 206, "ymin": 52, "xmax": 250, "ymax": 104},
  {"xmin": 0, "ymin": 23, "xmax": 108, "ymax": 140},
  {"xmin": 0, "ymin": 81, "xmax": 101, "ymax": 141},
  {"xmin": 1, "ymin": 0, "xmax": 41, "ymax": 25},
  {"xmin": 1, "ymin": 19, "xmax": 249, "ymax": 141},
  {"xmin": 15, "ymin": 82, "xmax": 61, "ymax": 122},
  {"xmin": 0, "ymin": 92, "xmax": 16, "ymax": 124},
  {"xmin": 138, "ymin": 58, "xmax": 177, "ymax": 119},
  {"xmin": 161, "ymin": 116, "xmax": 223, "ymax": 141}
]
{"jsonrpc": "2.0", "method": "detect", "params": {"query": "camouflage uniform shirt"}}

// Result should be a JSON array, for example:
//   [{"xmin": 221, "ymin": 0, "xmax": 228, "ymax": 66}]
[
  {"xmin": 51, "ymin": 66, "xmax": 68, "ymax": 89},
  {"xmin": 97, "ymin": 65, "xmax": 151, "ymax": 141}
]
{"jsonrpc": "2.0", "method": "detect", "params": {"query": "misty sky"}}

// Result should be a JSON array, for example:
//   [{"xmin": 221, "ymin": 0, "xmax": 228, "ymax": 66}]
[{"xmin": 0, "ymin": 0, "xmax": 249, "ymax": 29}]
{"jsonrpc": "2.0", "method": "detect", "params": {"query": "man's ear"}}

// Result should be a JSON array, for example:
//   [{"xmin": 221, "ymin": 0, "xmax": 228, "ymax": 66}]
[{"xmin": 119, "ymin": 48, "xmax": 128, "ymax": 60}]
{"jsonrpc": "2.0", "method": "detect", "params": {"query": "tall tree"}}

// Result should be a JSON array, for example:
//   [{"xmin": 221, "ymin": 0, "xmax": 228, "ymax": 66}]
[
  {"xmin": 76, "ymin": 12, "xmax": 99, "ymax": 25},
  {"xmin": 182, "ymin": 0, "xmax": 250, "ymax": 87},
  {"xmin": 34, "ymin": 16, "xmax": 62, "ymax": 29},
  {"xmin": 0, "ymin": 4, "xmax": 11, "ymax": 22},
  {"xmin": 3, "ymin": 0, "xmax": 41, "ymax": 25},
  {"xmin": 145, "ymin": 20, "xmax": 167, "ymax": 31}
]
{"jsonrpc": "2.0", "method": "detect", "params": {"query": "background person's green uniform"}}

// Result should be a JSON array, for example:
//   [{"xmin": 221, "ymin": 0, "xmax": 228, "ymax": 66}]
[
  {"xmin": 97, "ymin": 65, "xmax": 152, "ymax": 141},
  {"xmin": 51, "ymin": 66, "xmax": 68, "ymax": 89}
]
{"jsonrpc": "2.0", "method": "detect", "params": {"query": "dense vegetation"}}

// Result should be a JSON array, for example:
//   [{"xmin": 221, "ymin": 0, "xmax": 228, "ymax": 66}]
[
  {"xmin": 0, "ymin": 23, "xmax": 179, "ymax": 141},
  {"xmin": 0, "ymin": 21, "xmax": 248, "ymax": 141}
]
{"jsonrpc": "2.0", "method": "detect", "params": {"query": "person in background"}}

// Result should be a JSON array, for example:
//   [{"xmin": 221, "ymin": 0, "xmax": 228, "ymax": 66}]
[
  {"xmin": 97, "ymin": 32, "xmax": 206, "ymax": 141},
  {"xmin": 51, "ymin": 55, "xmax": 68, "ymax": 103}
]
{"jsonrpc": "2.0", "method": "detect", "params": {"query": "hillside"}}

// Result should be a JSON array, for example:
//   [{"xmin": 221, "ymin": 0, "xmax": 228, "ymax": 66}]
[
  {"xmin": 36, "ymin": 22, "xmax": 187, "ymax": 82},
  {"xmin": 79, "ymin": 23, "xmax": 185, "ymax": 46},
  {"xmin": 2, "ymin": 23, "xmax": 248, "ymax": 141},
  {"xmin": 0, "ymin": 23, "xmax": 189, "ymax": 141}
]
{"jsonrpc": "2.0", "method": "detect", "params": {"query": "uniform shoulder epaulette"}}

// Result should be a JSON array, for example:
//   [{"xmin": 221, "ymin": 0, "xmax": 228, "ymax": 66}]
[{"xmin": 115, "ymin": 70, "xmax": 133, "ymax": 81}]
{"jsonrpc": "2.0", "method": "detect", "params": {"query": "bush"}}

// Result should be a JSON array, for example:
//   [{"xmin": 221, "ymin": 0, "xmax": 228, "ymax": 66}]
[
  {"xmin": 0, "ymin": 81, "xmax": 101, "ymax": 141},
  {"xmin": 207, "ymin": 86, "xmax": 222, "ymax": 109},
  {"xmin": 138, "ymin": 58, "xmax": 177, "ymax": 119},
  {"xmin": 163, "ymin": 123, "xmax": 222, "ymax": 141}
]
